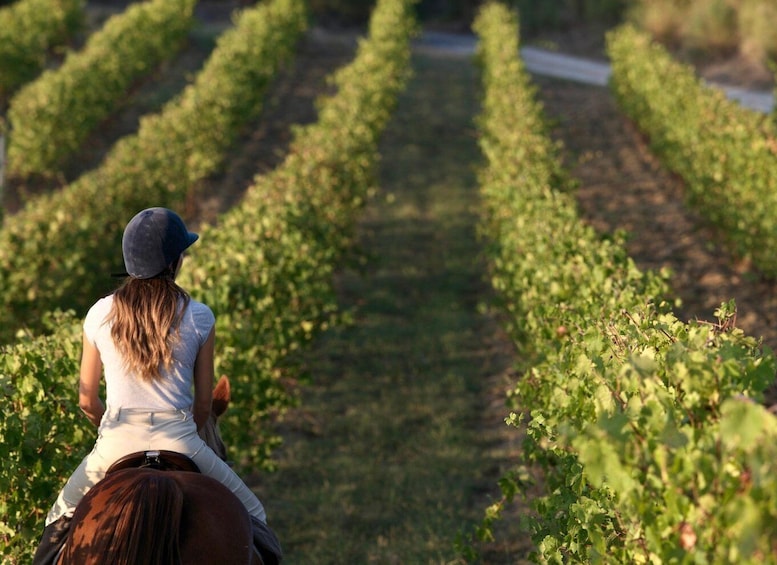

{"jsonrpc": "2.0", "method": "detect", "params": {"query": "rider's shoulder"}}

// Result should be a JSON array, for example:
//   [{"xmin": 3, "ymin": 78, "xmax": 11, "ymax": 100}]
[
  {"xmin": 84, "ymin": 295, "xmax": 114, "ymax": 321},
  {"xmin": 186, "ymin": 298, "xmax": 215, "ymax": 325}
]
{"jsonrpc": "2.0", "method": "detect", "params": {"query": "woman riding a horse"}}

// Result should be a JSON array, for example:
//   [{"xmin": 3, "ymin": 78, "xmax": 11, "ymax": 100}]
[{"xmin": 33, "ymin": 207, "xmax": 279, "ymax": 564}]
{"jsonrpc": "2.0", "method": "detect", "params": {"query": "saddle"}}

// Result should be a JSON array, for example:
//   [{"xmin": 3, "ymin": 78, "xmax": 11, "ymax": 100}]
[{"xmin": 106, "ymin": 450, "xmax": 201, "ymax": 474}]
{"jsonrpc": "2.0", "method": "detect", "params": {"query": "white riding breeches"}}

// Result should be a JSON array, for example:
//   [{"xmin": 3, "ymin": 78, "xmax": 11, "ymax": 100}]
[{"xmin": 45, "ymin": 408, "xmax": 266, "ymax": 526}]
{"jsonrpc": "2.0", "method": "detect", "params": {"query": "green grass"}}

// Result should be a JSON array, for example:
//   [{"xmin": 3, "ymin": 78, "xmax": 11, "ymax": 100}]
[{"xmin": 250, "ymin": 53, "xmax": 530, "ymax": 563}]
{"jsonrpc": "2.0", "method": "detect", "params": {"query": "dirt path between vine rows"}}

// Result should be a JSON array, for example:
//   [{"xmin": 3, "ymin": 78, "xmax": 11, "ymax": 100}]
[
  {"xmin": 533, "ymin": 74, "xmax": 777, "ymax": 403},
  {"xmin": 247, "ymin": 49, "xmax": 532, "ymax": 564}
]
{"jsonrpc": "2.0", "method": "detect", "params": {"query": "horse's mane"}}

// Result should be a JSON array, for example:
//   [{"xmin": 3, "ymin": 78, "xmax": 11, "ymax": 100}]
[
  {"xmin": 62, "ymin": 470, "xmax": 184, "ymax": 565},
  {"xmin": 110, "ymin": 471, "xmax": 183, "ymax": 564}
]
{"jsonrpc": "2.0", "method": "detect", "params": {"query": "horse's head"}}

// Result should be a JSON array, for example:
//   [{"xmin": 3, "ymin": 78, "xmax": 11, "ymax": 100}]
[{"xmin": 198, "ymin": 375, "xmax": 230, "ymax": 461}]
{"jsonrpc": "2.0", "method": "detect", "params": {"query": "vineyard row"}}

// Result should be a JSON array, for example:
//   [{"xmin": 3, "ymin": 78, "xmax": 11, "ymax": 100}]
[
  {"xmin": 474, "ymin": 2, "xmax": 777, "ymax": 563},
  {"xmin": 608, "ymin": 24, "xmax": 777, "ymax": 279},
  {"xmin": 6, "ymin": 0, "xmax": 196, "ymax": 178},
  {"xmin": 0, "ymin": 0, "xmax": 82, "ymax": 104}
]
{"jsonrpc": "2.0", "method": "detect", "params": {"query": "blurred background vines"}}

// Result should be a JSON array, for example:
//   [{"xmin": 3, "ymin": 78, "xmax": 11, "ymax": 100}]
[
  {"xmin": 0, "ymin": 0, "xmax": 774, "ymax": 59},
  {"xmin": 307, "ymin": 0, "xmax": 627, "ymax": 28},
  {"xmin": 4, "ymin": 0, "xmax": 771, "ymax": 70},
  {"xmin": 629, "ymin": 0, "xmax": 777, "ymax": 63},
  {"xmin": 313, "ymin": 0, "xmax": 775, "ymax": 76}
]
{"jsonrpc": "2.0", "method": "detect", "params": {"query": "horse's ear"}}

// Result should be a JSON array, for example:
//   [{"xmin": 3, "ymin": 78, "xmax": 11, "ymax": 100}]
[{"xmin": 212, "ymin": 375, "xmax": 231, "ymax": 417}]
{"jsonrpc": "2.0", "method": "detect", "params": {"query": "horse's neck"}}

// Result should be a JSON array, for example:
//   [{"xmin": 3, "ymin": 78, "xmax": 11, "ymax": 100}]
[{"xmin": 198, "ymin": 413, "xmax": 228, "ymax": 462}]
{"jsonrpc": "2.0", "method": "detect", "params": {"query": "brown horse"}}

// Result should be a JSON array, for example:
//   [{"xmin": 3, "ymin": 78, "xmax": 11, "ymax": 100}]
[
  {"xmin": 59, "ymin": 468, "xmax": 260, "ymax": 564},
  {"xmin": 57, "ymin": 376, "xmax": 267, "ymax": 565}
]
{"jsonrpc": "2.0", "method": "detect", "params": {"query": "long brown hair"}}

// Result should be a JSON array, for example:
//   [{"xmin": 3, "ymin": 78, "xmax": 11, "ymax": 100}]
[{"xmin": 108, "ymin": 267, "xmax": 190, "ymax": 381}]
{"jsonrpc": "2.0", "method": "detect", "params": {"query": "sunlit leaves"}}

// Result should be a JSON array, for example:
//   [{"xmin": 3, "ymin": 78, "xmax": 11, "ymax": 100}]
[{"xmin": 0, "ymin": 311, "xmax": 85, "ymax": 559}]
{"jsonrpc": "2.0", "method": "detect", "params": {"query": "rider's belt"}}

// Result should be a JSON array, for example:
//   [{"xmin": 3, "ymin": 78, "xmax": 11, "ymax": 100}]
[{"xmin": 104, "ymin": 408, "xmax": 190, "ymax": 425}]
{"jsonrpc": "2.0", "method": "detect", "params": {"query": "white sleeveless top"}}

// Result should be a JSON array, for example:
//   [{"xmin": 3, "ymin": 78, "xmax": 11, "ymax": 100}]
[{"xmin": 84, "ymin": 294, "xmax": 215, "ymax": 411}]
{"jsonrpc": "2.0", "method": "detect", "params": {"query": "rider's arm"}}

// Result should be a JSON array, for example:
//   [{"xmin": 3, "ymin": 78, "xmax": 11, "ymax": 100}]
[
  {"xmin": 79, "ymin": 334, "xmax": 105, "ymax": 427},
  {"xmin": 192, "ymin": 327, "xmax": 215, "ymax": 431}
]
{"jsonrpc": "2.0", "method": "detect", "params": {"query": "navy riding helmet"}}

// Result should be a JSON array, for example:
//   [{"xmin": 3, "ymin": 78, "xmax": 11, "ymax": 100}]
[{"xmin": 122, "ymin": 207, "xmax": 198, "ymax": 279}]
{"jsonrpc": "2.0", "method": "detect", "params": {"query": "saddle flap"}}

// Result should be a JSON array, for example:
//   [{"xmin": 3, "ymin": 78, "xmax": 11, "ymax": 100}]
[{"xmin": 106, "ymin": 450, "xmax": 200, "ymax": 475}]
